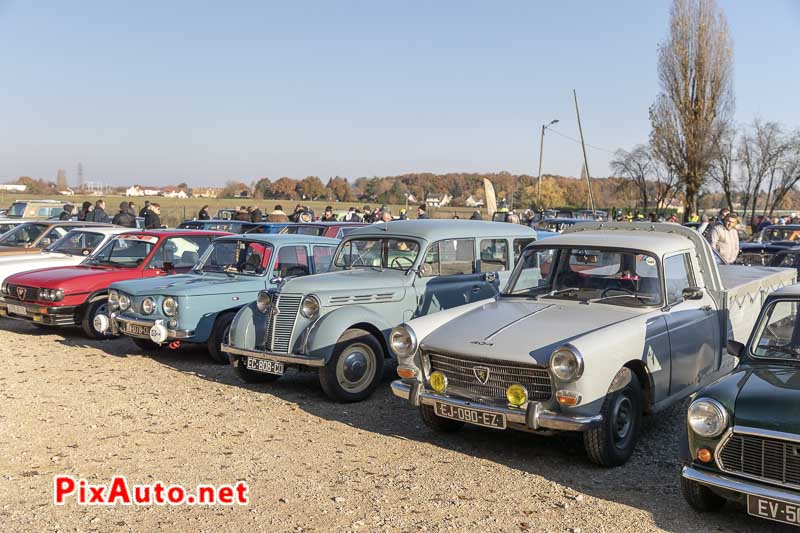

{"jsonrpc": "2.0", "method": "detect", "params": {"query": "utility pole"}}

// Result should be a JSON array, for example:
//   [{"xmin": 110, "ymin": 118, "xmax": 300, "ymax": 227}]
[
  {"xmin": 536, "ymin": 119, "xmax": 558, "ymax": 211},
  {"xmin": 573, "ymin": 90, "xmax": 596, "ymax": 215}
]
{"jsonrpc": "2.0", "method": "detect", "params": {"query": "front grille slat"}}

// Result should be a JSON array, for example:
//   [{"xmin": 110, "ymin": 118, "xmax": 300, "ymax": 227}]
[
  {"xmin": 425, "ymin": 351, "xmax": 552, "ymax": 404},
  {"xmin": 719, "ymin": 432, "xmax": 800, "ymax": 489},
  {"xmin": 266, "ymin": 294, "xmax": 301, "ymax": 354}
]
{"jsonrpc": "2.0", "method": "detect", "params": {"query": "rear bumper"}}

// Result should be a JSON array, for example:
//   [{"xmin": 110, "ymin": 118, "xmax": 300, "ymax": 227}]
[
  {"xmin": 682, "ymin": 465, "xmax": 800, "ymax": 505},
  {"xmin": 0, "ymin": 299, "xmax": 78, "ymax": 326},
  {"xmin": 112, "ymin": 314, "xmax": 194, "ymax": 339},
  {"xmin": 390, "ymin": 380, "xmax": 601, "ymax": 432},
  {"xmin": 222, "ymin": 344, "xmax": 325, "ymax": 367}
]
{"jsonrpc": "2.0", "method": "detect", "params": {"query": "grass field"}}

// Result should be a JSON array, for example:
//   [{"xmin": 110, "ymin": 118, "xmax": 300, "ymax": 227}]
[{"xmin": 0, "ymin": 193, "xmax": 485, "ymax": 227}]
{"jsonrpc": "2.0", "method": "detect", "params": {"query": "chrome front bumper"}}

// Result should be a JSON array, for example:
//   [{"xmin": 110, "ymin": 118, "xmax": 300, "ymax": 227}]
[
  {"xmin": 390, "ymin": 380, "xmax": 601, "ymax": 432},
  {"xmin": 0, "ymin": 299, "xmax": 78, "ymax": 326},
  {"xmin": 682, "ymin": 465, "xmax": 800, "ymax": 505},
  {"xmin": 112, "ymin": 314, "xmax": 194, "ymax": 339},
  {"xmin": 222, "ymin": 344, "xmax": 326, "ymax": 367}
]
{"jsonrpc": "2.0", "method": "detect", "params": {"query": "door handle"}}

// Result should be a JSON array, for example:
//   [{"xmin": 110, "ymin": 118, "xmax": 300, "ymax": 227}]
[{"xmin": 472, "ymin": 286, "xmax": 482, "ymax": 293}]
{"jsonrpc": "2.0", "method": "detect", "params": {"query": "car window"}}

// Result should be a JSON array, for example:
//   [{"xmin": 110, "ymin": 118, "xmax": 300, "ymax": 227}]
[
  {"xmin": 37, "ymin": 207, "xmax": 51, "ymax": 217},
  {"xmin": 333, "ymin": 238, "xmax": 420, "ymax": 270},
  {"xmin": 39, "ymin": 227, "xmax": 68, "ymax": 247},
  {"xmin": 513, "ymin": 238, "xmax": 535, "ymax": 259},
  {"xmin": 479, "ymin": 239, "xmax": 508, "ymax": 272},
  {"xmin": 150, "ymin": 237, "xmax": 213, "ymax": 269},
  {"xmin": 664, "ymin": 253, "xmax": 694, "ymax": 304},
  {"xmin": 751, "ymin": 300, "xmax": 800, "ymax": 360},
  {"xmin": 274, "ymin": 245, "xmax": 309, "ymax": 277},
  {"xmin": 0, "ymin": 223, "xmax": 49, "ymax": 247},
  {"xmin": 8, "ymin": 202, "xmax": 25, "ymax": 217},
  {"xmin": 422, "ymin": 239, "xmax": 475, "ymax": 277},
  {"xmin": 282, "ymin": 226, "xmax": 325, "ymax": 236},
  {"xmin": 197, "ymin": 240, "xmax": 273, "ymax": 275},
  {"xmin": 87, "ymin": 237, "xmax": 156, "ymax": 268},
  {"xmin": 312, "ymin": 245, "xmax": 335, "ymax": 272},
  {"xmin": 47, "ymin": 230, "xmax": 106, "ymax": 255}
]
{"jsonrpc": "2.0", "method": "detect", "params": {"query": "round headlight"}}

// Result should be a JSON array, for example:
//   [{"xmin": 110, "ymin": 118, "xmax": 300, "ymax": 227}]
[
  {"xmin": 550, "ymin": 345, "xmax": 584, "ymax": 382},
  {"xmin": 53, "ymin": 289, "xmax": 64, "ymax": 302},
  {"xmin": 119, "ymin": 294, "xmax": 130, "ymax": 311},
  {"xmin": 300, "ymin": 295, "xmax": 320, "ymax": 318},
  {"xmin": 40, "ymin": 289, "xmax": 51, "ymax": 301},
  {"xmin": 429, "ymin": 371, "xmax": 447, "ymax": 394},
  {"xmin": 687, "ymin": 398, "xmax": 729, "ymax": 438},
  {"xmin": 506, "ymin": 384, "xmax": 529, "ymax": 407},
  {"xmin": 162, "ymin": 296, "xmax": 178, "ymax": 317},
  {"xmin": 108, "ymin": 290, "xmax": 119, "ymax": 308},
  {"xmin": 0, "ymin": 281, "xmax": 8, "ymax": 295},
  {"xmin": 389, "ymin": 324, "xmax": 417, "ymax": 358},
  {"xmin": 256, "ymin": 290, "xmax": 271, "ymax": 313},
  {"xmin": 141, "ymin": 297, "xmax": 155, "ymax": 315}
]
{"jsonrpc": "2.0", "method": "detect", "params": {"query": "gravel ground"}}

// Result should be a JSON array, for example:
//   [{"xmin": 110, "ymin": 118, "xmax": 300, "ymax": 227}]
[{"xmin": 0, "ymin": 320, "xmax": 793, "ymax": 532}]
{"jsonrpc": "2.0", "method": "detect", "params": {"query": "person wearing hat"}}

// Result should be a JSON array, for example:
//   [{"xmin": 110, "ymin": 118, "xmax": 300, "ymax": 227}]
[
  {"xmin": 417, "ymin": 203, "xmax": 429, "ymax": 220},
  {"xmin": 59, "ymin": 204, "xmax": 74, "ymax": 220},
  {"xmin": 398, "ymin": 208, "xmax": 407, "ymax": 220},
  {"xmin": 112, "ymin": 201, "xmax": 137, "ymax": 228},
  {"xmin": 321, "ymin": 206, "xmax": 337, "ymax": 222}
]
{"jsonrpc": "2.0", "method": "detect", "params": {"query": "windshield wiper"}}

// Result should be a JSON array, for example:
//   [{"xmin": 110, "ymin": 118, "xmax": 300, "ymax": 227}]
[
  {"xmin": 765, "ymin": 344, "xmax": 800, "ymax": 358},
  {"xmin": 545, "ymin": 287, "xmax": 583, "ymax": 298},
  {"xmin": 588, "ymin": 293, "xmax": 659, "ymax": 305}
]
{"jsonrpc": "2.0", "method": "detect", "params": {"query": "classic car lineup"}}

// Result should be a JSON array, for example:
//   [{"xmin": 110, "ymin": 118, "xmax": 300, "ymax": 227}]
[{"xmin": 1, "ymin": 216, "xmax": 799, "ymax": 526}]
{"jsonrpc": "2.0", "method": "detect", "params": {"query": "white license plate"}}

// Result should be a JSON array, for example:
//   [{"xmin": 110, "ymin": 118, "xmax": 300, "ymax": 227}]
[
  {"xmin": 434, "ymin": 401, "xmax": 506, "ymax": 429},
  {"xmin": 245, "ymin": 357, "xmax": 284, "ymax": 375},
  {"xmin": 124, "ymin": 323, "xmax": 151, "ymax": 337},
  {"xmin": 7, "ymin": 304, "xmax": 27, "ymax": 316},
  {"xmin": 748, "ymin": 494, "xmax": 800, "ymax": 526}
]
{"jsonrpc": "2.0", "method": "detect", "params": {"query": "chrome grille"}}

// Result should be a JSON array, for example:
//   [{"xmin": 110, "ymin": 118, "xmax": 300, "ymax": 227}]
[
  {"xmin": 718, "ymin": 432, "xmax": 800, "ymax": 489},
  {"xmin": 264, "ymin": 294, "xmax": 301, "ymax": 354},
  {"xmin": 738, "ymin": 252, "xmax": 770, "ymax": 266},
  {"xmin": 7, "ymin": 285, "xmax": 40, "ymax": 302},
  {"xmin": 426, "ymin": 351, "xmax": 552, "ymax": 403}
]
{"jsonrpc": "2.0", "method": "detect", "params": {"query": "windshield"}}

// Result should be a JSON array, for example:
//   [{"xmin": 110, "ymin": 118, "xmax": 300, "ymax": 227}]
[
  {"xmin": 85, "ymin": 236, "xmax": 155, "ymax": 268},
  {"xmin": 281, "ymin": 225, "xmax": 325, "ymax": 236},
  {"xmin": 7, "ymin": 202, "xmax": 26, "ymax": 218},
  {"xmin": 333, "ymin": 238, "xmax": 420, "ymax": 270},
  {"xmin": 762, "ymin": 227, "xmax": 800, "ymax": 242},
  {"xmin": 502, "ymin": 246, "xmax": 663, "ymax": 307},
  {"xmin": 0, "ymin": 223, "xmax": 48, "ymax": 247},
  {"xmin": 196, "ymin": 240, "xmax": 273, "ymax": 276},
  {"xmin": 46, "ymin": 230, "xmax": 106, "ymax": 255},
  {"xmin": 751, "ymin": 300, "xmax": 800, "ymax": 360}
]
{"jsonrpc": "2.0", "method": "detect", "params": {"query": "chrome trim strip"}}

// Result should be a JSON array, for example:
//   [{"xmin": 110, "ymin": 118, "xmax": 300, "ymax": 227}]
[
  {"xmin": 682, "ymin": 465, "xmax": 800, "ymax": 506},
  {"xmin": 222, "ymin": 344, "xmax": 326, "ymax": 367},
  {"xmin": 735, "ymin": 425, "xmax": 800, "ymax": 445}
]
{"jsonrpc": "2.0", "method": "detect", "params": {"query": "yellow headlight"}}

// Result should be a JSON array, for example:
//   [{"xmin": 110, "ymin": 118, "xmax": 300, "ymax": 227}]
[
  {"xmin": 429, "ymin": 371, "xmax": 447, "ymax": 393},
  {"xmin": 506, "ymin": 384, "xmax": 528, "ymax": 407}
]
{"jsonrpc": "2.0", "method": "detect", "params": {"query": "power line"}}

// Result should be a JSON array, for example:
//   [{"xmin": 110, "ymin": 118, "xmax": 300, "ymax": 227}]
[{"xmin": 547, "ymin": 128, "xmax": 617, "ymax": 155}]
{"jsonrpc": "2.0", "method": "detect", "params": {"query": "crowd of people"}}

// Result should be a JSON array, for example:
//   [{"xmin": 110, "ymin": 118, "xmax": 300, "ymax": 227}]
[
  {"xmin": 57, "ymin": 200, "xmax": 162, "ymax": 229},
  {"xmin": 199, "ymin": 202, "xmax": 434, "ymax": 224}
]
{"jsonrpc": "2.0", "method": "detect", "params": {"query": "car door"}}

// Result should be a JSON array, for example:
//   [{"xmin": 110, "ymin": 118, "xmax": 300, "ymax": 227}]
[
  {"xmin": 663, "ymin": 252, "xmax": 720, "ymax": 396},
  {"xmin": 478, "ymin": 238, "xmax": 509, "ymax": 294},
  {"xmin": 415, "ymin": 238, "xmax": 483, "ymax": 315},
  {"xmin": 272, "ymin": 245, "xmax": 311, "ymax": 280}
]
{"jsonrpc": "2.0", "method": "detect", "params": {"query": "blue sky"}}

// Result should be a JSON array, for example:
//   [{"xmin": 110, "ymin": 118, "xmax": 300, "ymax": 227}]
[{"xmin": 0, "ymin": 0, "xmax": 798, "ymax": 186}]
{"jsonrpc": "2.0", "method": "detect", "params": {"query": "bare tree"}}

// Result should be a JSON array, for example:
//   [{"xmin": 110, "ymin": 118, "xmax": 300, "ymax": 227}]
[
  {"xmin": 739, "ymin": 119, "xmax": 784, "ymax": 220},
  {"xmin": 649, "ymin": 0, "xmax": 734, "ymax": 220},
  {"xmin": 610, "ymin": 145, "xmax": 653, "ymax": 212},
  {"xmin": 708, "ymin": 124, "xmax": 737, "ymax": 211},
  {"xmin": 651, "ymin": 158, "xmax": 682, "ymax": 214},
  {"xmin": 765, "ymin": 132, "xmax": 800, "ymax": 217}
]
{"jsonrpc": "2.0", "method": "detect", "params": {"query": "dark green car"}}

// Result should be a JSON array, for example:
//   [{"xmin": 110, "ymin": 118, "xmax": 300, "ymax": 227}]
[{"xmin": 680, "ymin": 285, "xmax": 800, "ymax": 527}]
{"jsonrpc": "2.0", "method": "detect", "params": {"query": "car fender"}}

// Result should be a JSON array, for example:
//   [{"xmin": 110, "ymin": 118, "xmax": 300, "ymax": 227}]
[
  {"xmin": 228, "ymin": 302, "xmax": 262, "ymax": 351},
  {"xmin": 304, "ymin": 305, "xmax": 396, "ymax": 363}
]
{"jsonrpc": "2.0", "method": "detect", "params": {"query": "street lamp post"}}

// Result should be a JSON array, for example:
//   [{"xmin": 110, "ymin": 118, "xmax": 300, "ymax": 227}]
[{"xmin": 536, "ymin": 119, "xmax": 559, "ymax": 212}]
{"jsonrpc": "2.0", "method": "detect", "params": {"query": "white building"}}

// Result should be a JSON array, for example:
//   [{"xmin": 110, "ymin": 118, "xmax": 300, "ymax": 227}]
[{"xmin": 126, "ymin": 186, "xmax": 145, "ymax": 197}]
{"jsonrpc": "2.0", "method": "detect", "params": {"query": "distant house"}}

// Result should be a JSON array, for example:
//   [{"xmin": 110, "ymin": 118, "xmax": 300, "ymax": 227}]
[
  {"xmin": 0, "ymin": 184, "xmax": 27, "ymax": 192},
  {"xmin": 465, "ymin": 195, "xmax": 484, "ymax": 208},
  {"xmin": 126, "ymin": 186, "xmax": 144, "ymax": 197},
  {"xmin": 163, "ymin": 188, "xmax": 189, "ymax": 199},
  {"xmin": 192, "ymin": 188, "xmax": 220, "ymax": 199},
  {"xmin": 59, "ymin": 188, "xmax": 75, "ymax": 196},
  {"xmin": 425, "ymin": 194, "xmax": 452, "ymax": 207},
  {"xmin": 143, "ymin": 189, "xmax": 161, "ymax": 196}
]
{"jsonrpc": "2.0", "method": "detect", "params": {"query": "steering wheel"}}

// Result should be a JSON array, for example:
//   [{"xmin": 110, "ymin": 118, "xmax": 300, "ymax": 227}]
[{"xmin": 390, "ymin": 256, "xmax": 414, "ymax": 269}]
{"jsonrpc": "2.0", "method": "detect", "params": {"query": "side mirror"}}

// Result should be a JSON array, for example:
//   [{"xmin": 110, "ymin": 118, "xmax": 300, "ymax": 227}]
[
  {"xmin": 270, "ymin": 276, "xmax": 283, "ymax": 285},
  {"xmin": 727, "ymin": 339, "xmax": 745, "ymax": 358},
  {"xmin": 682, "ymin": 287, "xmax": 704, "ymax": 300}
]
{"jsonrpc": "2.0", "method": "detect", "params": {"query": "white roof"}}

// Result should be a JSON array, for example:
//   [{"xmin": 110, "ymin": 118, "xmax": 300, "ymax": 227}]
[{"xmin": 535, "ymin": 230, "xmax": 693, "ymax": 256}]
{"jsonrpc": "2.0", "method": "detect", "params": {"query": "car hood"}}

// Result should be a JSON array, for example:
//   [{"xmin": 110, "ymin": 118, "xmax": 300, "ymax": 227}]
[
  {"xmin": 7, "ymin": 265, "xmax": 140, "ymax": 293},
  {"xmin": 112, "ymin": 273, "xmax": 267, "ymax": 297},
  {"xmin": 420, "ymin": 298, "xmax": 642, "ymax": 366},
  {"xmin": 732, "ymin": 364, "xmax": 800, "ymax": 434},
  {"xmin": 281, "ymin": 268, "xmax": 409, "ymax": 304}
]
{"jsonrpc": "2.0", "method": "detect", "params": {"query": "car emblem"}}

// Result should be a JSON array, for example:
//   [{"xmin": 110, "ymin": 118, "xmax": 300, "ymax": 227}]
[
  {"xmin": 16, "ymin": 287, "xmax": 25, "ymax": 300},
  {"xmin": 469, "ymin": 340, "xmax": 494, "ymax": 347},
  {"xmin": 473, "ymin": 366, "xmax": 490, "ymax": 384}
]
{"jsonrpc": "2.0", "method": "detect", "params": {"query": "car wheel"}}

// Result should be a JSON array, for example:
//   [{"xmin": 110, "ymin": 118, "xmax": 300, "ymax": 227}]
[
  {"xmin": 420, "ymin": 404, "xmax": 464, "ymax": 433},
  {"xmin": 81, "ymin": 299, "xmax": 112, "ymax": 340},
  {"xmin": 207, "ymin": 313, "xmax": 234, "ymax": 364},
  {"xmin": 583, "ymin": 369, "xmax": 642, "ymax": 467},
  {"xmin": 680, "ymin": 476, "xmax": 726, "ymax": 512},
  {"xmin": 232, "ymin": 356, "xmax": 282, "ymax": 383},
  {"xmin": 319, "ymin": 328, "xmax": 384, "ymax": 403}
]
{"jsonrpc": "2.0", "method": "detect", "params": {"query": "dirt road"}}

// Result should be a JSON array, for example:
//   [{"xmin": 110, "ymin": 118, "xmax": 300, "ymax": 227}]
[{"xmin": 0, "ymin": 320, "xmax": 787, "ymax": 532}]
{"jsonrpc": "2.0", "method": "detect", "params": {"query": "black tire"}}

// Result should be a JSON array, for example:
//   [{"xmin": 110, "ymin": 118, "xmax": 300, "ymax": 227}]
[
  {"xmin": 81, "ymin": 299, "xmax": 112, "ymax": 340},
  {"xmin": 681, "ymin": 476, "xmax": 726, "ymax": 512},
  {"xmin": 207, "ymin": 313, "xmax": 234, "ymax": 364},
  {"xmin": 131, "ymin": 337, "xmax": 163, "ymax": 351},
  {"xmin": 420, "ymin": 404, "xmax": 464, "ymax": 433},
  {"xmin": 583, "ymin": 370, "xmax": 643, "ymax": 467},
  {"xmin": 319, "ymin": 328, "xmax": 385, "ymax": 403},
  {"xmin": 232, "ymin": 356, "xmax": 282, "ymax": 383}
]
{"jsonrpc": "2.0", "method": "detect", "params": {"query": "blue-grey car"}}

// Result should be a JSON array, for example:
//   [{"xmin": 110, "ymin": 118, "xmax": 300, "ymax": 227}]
[
  {"xmin": 104, "ymin": 234, "xmax": 339, "ymax": 362},
  {"xmin": 222, "ymin": 220, "xmax": 537, "ymax": 402}
]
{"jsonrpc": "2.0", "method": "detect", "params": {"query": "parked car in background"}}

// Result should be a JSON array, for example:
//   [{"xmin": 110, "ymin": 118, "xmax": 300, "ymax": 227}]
[
  {"xmin": 534, "ymin": 218, "xmax": 586, "ymax": 233},
  {"xmin": 57, "ymin": 214, "xmax": 146, "ymax": 229},
  {"xmin": 769, "ymin": 248, "xmax": 800, "ymax": 274},
  {"xmin": 0, "ymin": 230, "xmax": 226, "ymax": 338},
  {"xmin": 0, "ymin": 221, "xmax": 112, "ymax": 257},
  {"xmin": 389, "ymin": 223, "xmax": 796, "ymax": 466},
  {"xmin": 0, "ymin": 218, "xmax": 34, "ymax": 235},
  {"xmin": 223, "ymin": 220, "xmax": 538, "ymax": 402},
  {"xmin": 0, "ymin": 227, "xmax": 130, "ymax": 285},
  {"xmin": 279, "ymin": 222, "xmax": 367, "ymax": 239},
  {"xmin": 100, "ymin": 234, "xmax": 339, "ymax": 362},
  {"xmin": 738, "ymin": 224, "xmax": 800, "ymax": 266},
  {"xmin": 680, "ymin": 285, "xmax": 800, "ymax": 526},
  {"xmin": 177, "ymin": 219, "xmax": 285, "ymax": 233},
  {"xmin": 4, "ymin": 199, "xmax": 65, "ymax": 219}
]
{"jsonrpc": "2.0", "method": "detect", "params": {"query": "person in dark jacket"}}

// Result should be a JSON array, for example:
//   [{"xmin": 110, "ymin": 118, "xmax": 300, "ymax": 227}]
[
  {"xmin": 417, "ymin": 203, "xmax": 429, "ymax": 220},
  {"xmin": 470, "ymin": 210, "xmax": 482, "ymax": 220},
  {"xmin": 127, "ymin": 202, "xmax": 137, "ymax": 217},
  {"xmin": 249, "ymin": 206, "xmax": 263, "ymax": 223},
  {"xmin": 59, "ymin": 204, "xmax": 74, "ymax": 220},
  {"xmin": 321, "ymin": 206, "xmax": 337, "ymax": 222},
  {"xmin": 362, "ymin": 205, "xmax": 374, "ymax": 223},
  {"xmin": 87, "ymin": 200, "xmax": 110, "ymax": 223},
  {"xmin": 139, "ymin": 200, "xmax": 151, "ymax": 218},
  {"xmin": 112, "ymin": 201, "xmax": 137, "ymax": 228},
  {"xmin": 144, "ymin": 203, "xmax": 162, "ymax": 229},
  {"xmin": 198, "ymin": 205, "xmax": 210, "ymax": 220},
  {"xmin": 77, "ymin": 201, "xmax": 93, "ymax": 221}
]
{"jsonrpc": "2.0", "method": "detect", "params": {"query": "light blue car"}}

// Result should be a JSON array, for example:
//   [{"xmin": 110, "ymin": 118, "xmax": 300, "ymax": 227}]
[{"xmin": 104, "ymin": 234, "xmax": 339, "ymax": 362}]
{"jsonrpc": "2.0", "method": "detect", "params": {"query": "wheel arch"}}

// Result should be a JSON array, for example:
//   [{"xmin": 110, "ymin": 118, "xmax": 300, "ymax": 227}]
[{"xmin": 623, "ymin": 360, "xmax": 654, "ymax": 414}]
